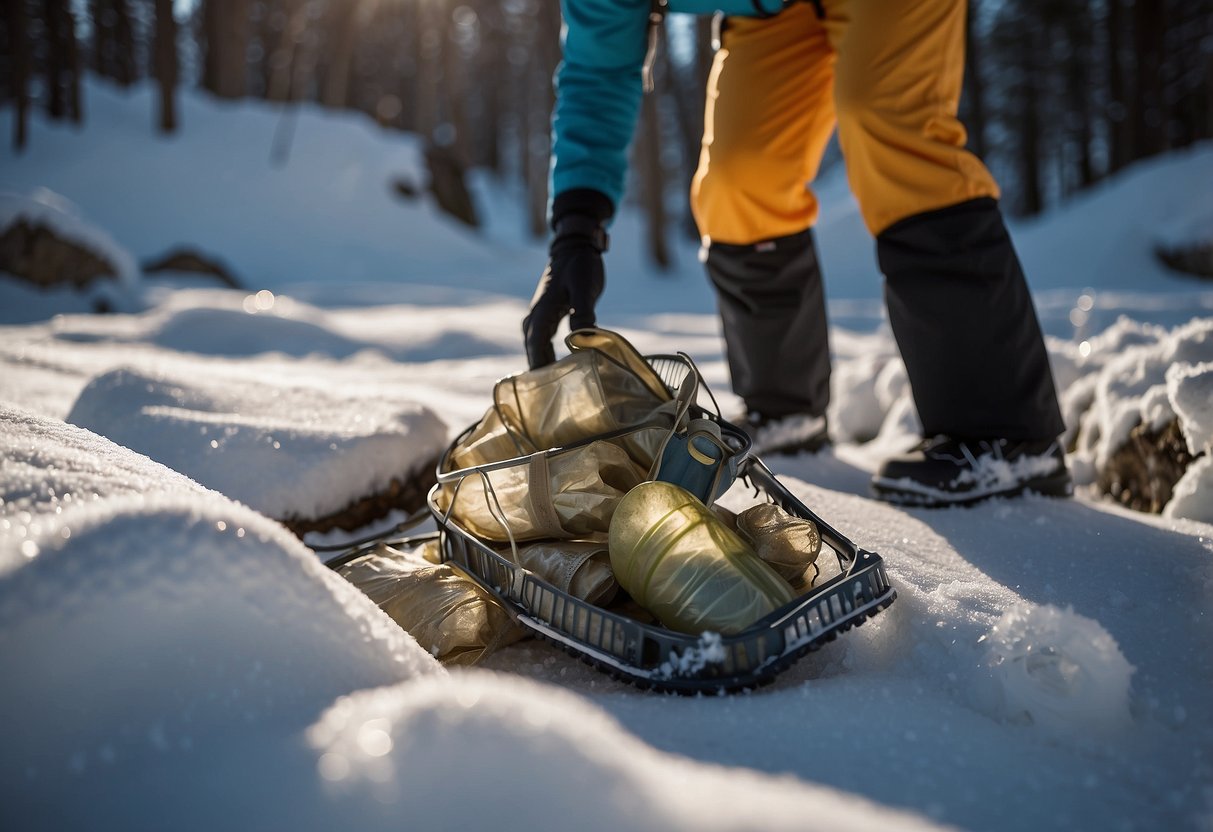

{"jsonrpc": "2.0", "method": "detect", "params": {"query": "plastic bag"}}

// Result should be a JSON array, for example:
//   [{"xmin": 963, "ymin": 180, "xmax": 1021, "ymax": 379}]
[
  {"xmin": 434, "ymin": 438, "xmax": 647, "ymax": 543},
  {"xmin": 735, "ymin": 503, "xmax": 821, "ymax": 592},
  {"xmin": 337, "ymin": 545, "xmax": 525, "ymax": 665},
  {"xmin": 448, "ymin": 329, "xmax": 674, "ymax": 473},
  {"xmin": 503, "ymin": 540, "xmax": 618, "ymax": 606},
  {"xmin": 609, "ymin": 481, "xmax": 795, "ymax": 635}
]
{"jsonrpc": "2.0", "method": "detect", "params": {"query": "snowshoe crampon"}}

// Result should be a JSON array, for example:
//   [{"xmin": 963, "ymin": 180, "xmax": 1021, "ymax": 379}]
[{"xmin": 422, "ymin": 339, "xmax": 896, "ymax": 694}]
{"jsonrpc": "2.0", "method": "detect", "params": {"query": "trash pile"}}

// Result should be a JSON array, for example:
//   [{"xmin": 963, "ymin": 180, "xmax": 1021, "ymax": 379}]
[{"xmin": 336, "ymin": 329, "xmax": 825, "ymax": 666}]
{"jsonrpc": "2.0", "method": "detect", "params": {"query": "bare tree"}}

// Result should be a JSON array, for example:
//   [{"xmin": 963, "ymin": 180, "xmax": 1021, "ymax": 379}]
[
  {"xmin": 153, "ymin": 0, "xmax": 178, "ymax": 132},
  {"xmin": 202, "ymin": 0, "xmax": 250, "ymax": 98},
  {"xmin": 6, "ymin": 0, "xmax": 31, "ymax": 149},
  {"xmin": 962, "ymin": 0, "xmax": 988, "ymax": 160},
  {"xmin": 1130, "ymin": 0, "xmax": 1167, "ymax": 159},
  {"xmin": 637, "ymin": 85, "xmax": 670, "ymax": 268}
]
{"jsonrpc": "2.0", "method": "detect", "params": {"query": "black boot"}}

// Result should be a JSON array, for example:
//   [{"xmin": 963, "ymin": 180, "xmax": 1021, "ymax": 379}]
[
  {"xmin": 873, "ymin": 198, "xmax": 1069, "ymax": 506},
  {"xmin": 872, "ymin": 436, "xmax": 1072, "ymax": 507},
  {"xmin": 704, "ymin": 228, "xmax": 832, "ymax": 454}
]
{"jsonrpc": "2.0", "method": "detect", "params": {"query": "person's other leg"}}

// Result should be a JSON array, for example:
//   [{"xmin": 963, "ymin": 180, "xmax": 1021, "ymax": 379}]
[
  {"xmin": 830, "ymin": 0, "xmax": 1065, "ymax": 445},
  {"xmin": 690, "ymin": 4, "xmax": 836, "ymax": 425}
]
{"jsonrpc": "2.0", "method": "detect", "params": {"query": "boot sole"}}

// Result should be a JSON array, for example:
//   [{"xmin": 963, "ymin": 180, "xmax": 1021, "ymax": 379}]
[{"xmin": 870, "ymin": 468, "xmax": 1074, "ymax": 509}]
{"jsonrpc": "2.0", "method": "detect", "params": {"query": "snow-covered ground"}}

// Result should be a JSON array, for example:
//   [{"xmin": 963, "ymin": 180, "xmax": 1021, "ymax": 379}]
[{"xmin": 2, "ymin": 81, "xmax": 1212, "ymax": 831}]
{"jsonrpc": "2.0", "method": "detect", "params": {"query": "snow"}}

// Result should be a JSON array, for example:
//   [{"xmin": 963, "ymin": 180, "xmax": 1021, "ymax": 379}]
[
  {"xmin": 67, "ymin": 362, "xmax": 447, "ymax": 522},
  {"xmin": 975, "ymin": 604, "xmax": 1134, "ymax": 740},
  {"xmin": 1064, "ymin": 317, "xmax": 1213, "ymax": 476},
  {"xmin": 0, "ymin": 409, "xmax": 443, "ymax": 828},
  {"xmin": 304, "ymin": 672, "xmax": 947, "ymax": 832},
  {"xmin": 2, "ymin": 81, "xmax": 1213, "ymax": 832},
  {"xmin": 1168, "ymin": 361, "xmax": 1213, "ymax": 454}
]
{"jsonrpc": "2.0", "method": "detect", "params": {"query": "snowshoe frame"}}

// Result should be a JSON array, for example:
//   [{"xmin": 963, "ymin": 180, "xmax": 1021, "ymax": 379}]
[{"xmin": 426, "ymin": 353, "xmax": 896, "ymax": 694}]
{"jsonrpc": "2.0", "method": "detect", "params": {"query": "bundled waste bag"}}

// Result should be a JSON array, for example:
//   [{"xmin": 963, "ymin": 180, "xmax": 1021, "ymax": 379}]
[
  {"xmin": 735, "ymin": 504, "xmax": 821, "ymax": 592},
  {"xmin": 436, "ymin": 328, "xmax": 713, "ymax": 544},
  {"xmin": 502, "ymin": 540, "xmax": 618, "ymax": 607},
  {"xmin": 435, "ymin": 439, "xmax": 646, "ymax": 543},
  {"xmin": 337, "ymin": 544, "xmax": 525, "ymax": 665},
  {"xmin": 609, "ymin": 481, "xmax": 795, "ymax": 635},
  {"xmin": 447, "ymin": 329, "xmax": 676, "ymax": 472}
]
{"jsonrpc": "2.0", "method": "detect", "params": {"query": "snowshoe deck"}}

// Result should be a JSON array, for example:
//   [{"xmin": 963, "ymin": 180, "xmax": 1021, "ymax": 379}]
[{"xmin": 429, "ymin": 449, "xmax": 895, "ymax": 694}]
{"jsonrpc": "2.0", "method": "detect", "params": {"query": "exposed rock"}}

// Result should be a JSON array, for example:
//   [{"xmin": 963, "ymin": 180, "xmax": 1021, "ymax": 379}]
[
  {"xmin": 391, "ymin": 176, "xmax": 421, "ymax": 201},
  {"xmin": 0, "ymin": 219, "xmax": 118, "ymax": 288},
  {"xmin": 282, "ymin": 456, "xmax": 439, "ymax": 538},
  {"xmin": 1097, "ymin": 419, "xmax": 1202, "ymax": 513},
  {"xmin": 1155, "ymin": 242, "xmax": 1213, "ymax": 279},
  {"xmin": 425, "ymin": 144, "xmax": 480, "ymax": 228},
  {"xmin": 142, "ymin": 247, "xmax": 243, "ymax": 289}
]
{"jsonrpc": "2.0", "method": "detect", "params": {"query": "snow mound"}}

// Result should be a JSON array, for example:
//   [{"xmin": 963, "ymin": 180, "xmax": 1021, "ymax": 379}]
[
  {"xmin": 1167, "ymin": 360, "xmax": 1213, "ymax": 455},
  {"xmin": 0, "ymin": 189, "xmax": 139, "ymax": 286},
  {"xmin": 977, "ymin": 604, "xmax": 1134, "ymax": 740},
  {"xmin": 0, "ymin": 414, "xmax": 442, "ymax": 799},
  {"xmin": 1067, "ymin": 316, "xmax": 1213, "ymax": 471},
  {"xmin": 306, "ymin": 672, "xmax": 947, "ymax": 832},
  {"xmin": 67, "ymin": 365, "xmax": 448, "ymax": 521},
  {"xmin": 1165, "ymin": 457, "xmax": 1213, "ymax": 523},
  {"xmin": 0, "ymin": 405, "xmax": 214, "ymax": 574}
]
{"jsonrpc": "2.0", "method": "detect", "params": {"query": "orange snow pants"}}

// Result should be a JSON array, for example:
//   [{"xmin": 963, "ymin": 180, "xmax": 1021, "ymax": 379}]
[{"xmin": 690, "ymin": 0, "xmax": 999, "ymax": 243}]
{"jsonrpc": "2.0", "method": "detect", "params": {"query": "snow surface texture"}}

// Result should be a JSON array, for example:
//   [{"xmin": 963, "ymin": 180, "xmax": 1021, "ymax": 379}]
[
  {"xmin": 67, "ymin": 362, "xmax": 447, "ymax": 522},
  {"xmin": 303, "ymin": 673, "xmax": 945, "ymax": 832},
  {"xmin": 975, "ymin": 604, "xmax": 1134, "ymax": 739},
  {"xmin": 0, "ymin": 411, "xmax": 947, "ymax": 832},
  {"xmin": 0, "ymin": 409, "xmax": 443, "ymax": 828}
]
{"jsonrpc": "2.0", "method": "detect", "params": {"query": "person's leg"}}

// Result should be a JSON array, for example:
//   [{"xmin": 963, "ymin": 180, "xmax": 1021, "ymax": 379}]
[
  {"xmin": 828, "ymin": 0, "xmax": 1067, "ymax": 502},
  {"xmin": 690, "ymin": 4, "xmax": 837, "ymax": 425}
]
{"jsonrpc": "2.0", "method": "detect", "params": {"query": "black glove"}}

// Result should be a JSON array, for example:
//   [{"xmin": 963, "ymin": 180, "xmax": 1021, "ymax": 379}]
[{"xmin": 523, "ymin": 189, "xmax": 614, "ymax": 369}]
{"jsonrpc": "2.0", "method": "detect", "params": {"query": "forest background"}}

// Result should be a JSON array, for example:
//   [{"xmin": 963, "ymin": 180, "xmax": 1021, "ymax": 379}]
[{"xmin": 3, "ymin": 0, "xmax": 1211, "ymax": 266}]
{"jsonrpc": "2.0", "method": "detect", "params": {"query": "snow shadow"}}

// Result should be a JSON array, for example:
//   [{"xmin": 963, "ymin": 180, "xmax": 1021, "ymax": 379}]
[{"xmin": 893, "ymin": 495, "xmax": 1213, "ymax": 732}]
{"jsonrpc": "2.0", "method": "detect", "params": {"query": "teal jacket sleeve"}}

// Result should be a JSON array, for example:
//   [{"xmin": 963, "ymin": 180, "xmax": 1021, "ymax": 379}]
[{"xmin": 549, "ymin": 0, "xmax": 651, "ymax": 220}]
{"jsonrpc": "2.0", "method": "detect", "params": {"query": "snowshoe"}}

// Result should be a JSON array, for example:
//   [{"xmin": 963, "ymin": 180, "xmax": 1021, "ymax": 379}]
[{"xmin": 330, "ymin": 331, "xmax": 896, "ymax": 693}]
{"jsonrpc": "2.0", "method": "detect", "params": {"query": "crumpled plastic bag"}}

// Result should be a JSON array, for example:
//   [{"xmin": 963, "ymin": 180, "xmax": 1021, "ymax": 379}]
[
  {"xmin": 609, "ymin": 481, "xmax": 795, "ymax": 635},
  {"xmin": 337, "ymin": 544, "xmax": 525, "ymax": 665},
  {"xmin": 437, "ymin": 329, "xmax": 693, "ymax": 544},
  {"xmin": 448, "ymin": 328, "xmax": 674, "ymax": 473},
  {"xmin": 735, "ymin": 503, "xmax": 821, "ymax": 592},
  {"xmin": 434, "ymin": 438, "xmax": 647, "ymax": 543},
  {"xmin": 503, "ymin": 540, "xmax": 618, "ymax": 607}
]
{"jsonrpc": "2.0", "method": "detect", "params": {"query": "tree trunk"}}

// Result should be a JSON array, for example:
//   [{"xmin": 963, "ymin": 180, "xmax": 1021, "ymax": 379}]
[
  {"xmin": 1063, "ymin": 2, "xmax": 1094, "ymax": 190},
  {"xmin": 527, "ymin": 0, "xmax": 561, "ymax": 238},
  {"xmin": 1130, "ymin": 0, "xmax": 1167, "ymax": 159},
  {"xmin": 266, "ymin": 0, "xmax": 308, "ymax": 103},
  {"xmin": 44, "ymin": 0, "xmax": 67, "ymax": 118},
  {"xmin": 321, "ymin": 0, "xmax": 375, "ymax": 109},
  {"xmin": 1106, "ymin": 0, "xmax": 1128, "ymax": 172},
  {"xmin": 203, "ymin": 0, "xmax": 250, "ymax": 98},
  {"xmin": 638, "ymin": 87, "xmax": 670, "ymax": 268},
  {"xmin": 113, "ymin": 0, "xmax": 136, "ymax": 85},
  {"xmin": 89, "ymin": 0, "xmax": 109, "ymax": 74},
  {"xmin": 1019, "ymin": 33, "xmax": 1044, "ymax": 215},
  {"xmin": 7, "ymin": 0, "xmax": 30, "ymax": 149},
  {"xmin": 963, "ymin": 0, "xmax": 988, "ymax": 159},
  {"xmin": 154, "ymin": 0, "xmax": 179, "ymax": 133},
  {"xmin": 66, "ymin": 2, "xmax": 82, "ymax": 124}
]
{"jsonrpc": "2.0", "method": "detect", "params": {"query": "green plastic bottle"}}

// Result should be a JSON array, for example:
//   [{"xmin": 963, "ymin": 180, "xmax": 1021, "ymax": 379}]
[{"xmin": 608, "ymin": 481, "xmax": 795, "ymax": 635}]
